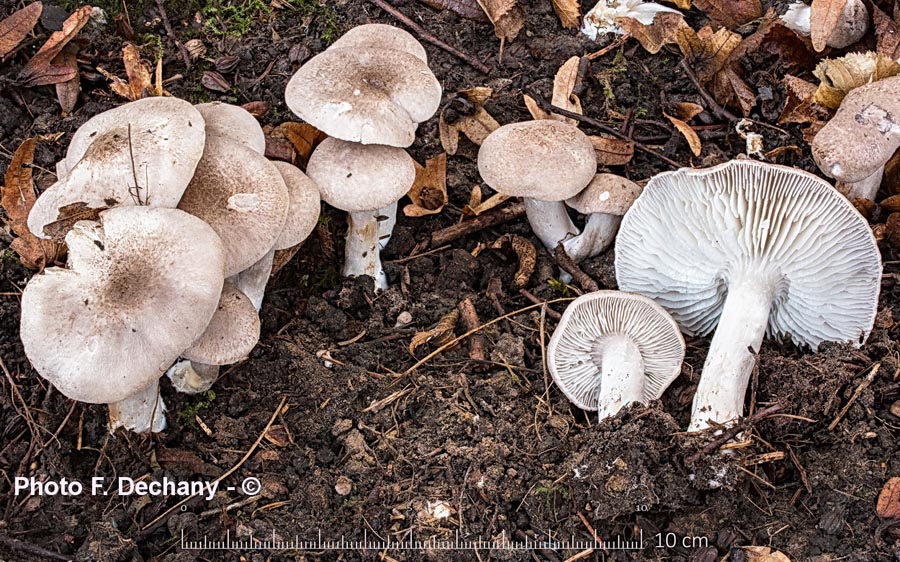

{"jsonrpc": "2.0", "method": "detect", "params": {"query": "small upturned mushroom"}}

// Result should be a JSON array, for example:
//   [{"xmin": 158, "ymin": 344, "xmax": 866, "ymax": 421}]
[
  {"xmin": 195, "ymin": 101, "xmax": 266, "ymax": 155},
  {"xmin": 307, "ymin": 137, "xmax": 415, "ymax": 290},
  {"xmin": 563, "ymin": 174, "xmax": 642, "ymax": 262},
  {"xmin": 284, "ymin": 47, "xmax": 441, "ymax": 147},
  {"xmin": 20, "ymin": 206, "xmax": 226, "ymax": 432},
  {"xmin": 615, "ymin": 159, "xmax": 882, "ymax": 431},
  {"xmin": 29, "ymin": 97, "xmax": 206, "ymax": 238},
  {"xmin": 812, "ymin": 75, "xmax": 900, "ymax": 201},
  {"xmin": 547, "ymin": 291, "xmax": 685, "ymax": 421},
  {"xmin": 478, "ymin": 120, "xmax": 597, "ymax": 254},
  {"xmin": 781, "ymin": 0, "xmax": 868, "ymax": 51},
  {"xmin": 182, "ymin": 282, "xmax": 261, "ymax": 366},
  {"xmin": 327, "ymin": 23, "xmax": 428, "ymax": 63}
]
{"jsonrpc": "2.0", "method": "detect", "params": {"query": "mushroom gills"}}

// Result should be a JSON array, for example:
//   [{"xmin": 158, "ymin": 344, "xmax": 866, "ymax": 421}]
[
  {"xmin": 108, "ymin": 379, "xmax": 167, "ymax": 433},
  {"xmin": 592, "ymin": 333, "xmax": 646, "ymax": 420}
]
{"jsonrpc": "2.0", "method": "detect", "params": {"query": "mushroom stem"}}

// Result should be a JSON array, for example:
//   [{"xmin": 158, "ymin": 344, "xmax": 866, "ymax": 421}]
[
  {"xmin": 524, "ymin": 198, "xmax": 580, "ymax": 253},
  {"xmin": 838, "ymin": 167, "xmax": 883, "ymax": 201},
  {"xmin": 593, "ymin": 334, "xmax": 646, "ymax": 420},
  {"xmin": 229, "ymin": 248, "xmax": 275, "ymax": 312},
  {"xmin": 166, "ymin": 359, "xmax": 220, "ymax": 394},
  {"xmin": 689, "ymin": 274, "xmax": 775, "ymax": 432},
  {"xmin": 108, "ymin": 379, "xmax": 167, "ymax": 433},
  {"xmin": 377, "ymin": 201, "xmax": 398, "ymax": 250},
  {"xmin": 562, "ymin": 213, "xmax": 622, "ymax": 262},
  {"xmin": 345, "ymin": 209, "xmax": 388, "ymax": 290}
]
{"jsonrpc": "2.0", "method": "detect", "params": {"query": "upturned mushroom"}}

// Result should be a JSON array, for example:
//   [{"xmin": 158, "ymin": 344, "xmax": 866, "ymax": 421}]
[
  {"xmin": 615, "ymin": 159, "xmax": 882, "ymax": 431},
  {"xmin": 20, "ymin": 206, "xmax": 226, "ymax": 432},
  {"xmin": 547, "ymin": 291, "xmax": 685, "ymax": 420},
  {"xmin": 563, "ymin": 174, "xmax": 642, "ymax": 262},
  {"xmin": 478, "ymin": 120, "xmax": 597, "ymax": 254},
  {"xmin": 811, "ymin": 75, "xmax": 900, "ymax": 200},
  {"xmin": 306, "ymin": 137, "xmax": 414, "ymax": 290}
]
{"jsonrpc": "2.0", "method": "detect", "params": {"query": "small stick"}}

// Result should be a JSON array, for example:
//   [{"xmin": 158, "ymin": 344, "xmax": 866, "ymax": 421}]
[
  {"xmin": 518, "ymin": 289, "xmax": 562, "ymax": 321},
  {"xmin": 553, "ymin": 243, "xmax": 599, "ymax": 293},
  {"xmin": 679, "ymin": 59, "xmax": 738, "ymax": 122},
  {"xmin": 430, "ymin": 202, "xmax": 526, "ymax": 247},
  {"xmin": 487, "ymin": 275, "xmax": 511, "ymax": 332},
  {"xmin": 154, "ymin": 0, "xmax": 192, "ymax": 69},
  {"xmin": 688, "ymin": 403, "xmax": 785, "ymax": 463},
  {"xmin": 367, "ymin": 0, "xmax": 491, "ymax": 74},
  {"xmin": 529, "ymin": 93, "xmax": 681, "ymax": 169},
  {"xmin": 0, "ymin": 536, "xmax": 70, "ymax": 561},
  {"xmin": 828, "ymin": 363, "xmax": 880, "ymax": 431},
  {"xmin": 457, "ymin": 298, "xmax": 487, "ymax": 365}
]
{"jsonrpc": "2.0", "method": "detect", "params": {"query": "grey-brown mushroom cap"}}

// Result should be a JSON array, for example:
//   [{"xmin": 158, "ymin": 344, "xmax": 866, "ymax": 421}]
[
  {"xmin": 615, "ymin": 159, "xmax": 882, "ymax": 348},
  {"xmin": 177, "ymin": 136, "xmax": 289, "ymax": 277},
  {"xmin": 478, "ymin": 120, "xmax": 596, "ymax": 200},
  {"xmin": 547, "ymin": 291, "xmax": 685, "ymax": 411},
  {"xmin": 284, "ymin": 48, "xmax": 441, "ymax": 147},
  {"xmin": 272, "ymin": 161, "xmax": 321, "ymax": 250},
  {"xmin": 328, "ymin": 24, "xmax": 428, "ymax": 63},
  {"xmin": 182, "ymin": 282, "xmax": 261, "ymax": 365},
  {"xmin": 20, "ymin": 206, "xmax": 225, "ymax": 405},
  {"xmin": 566, "ymin": 174, "xmax": 642, "ymax": 216},
  {"xmin": 812, "ymin": 75, "xmax": 900, "ymax": 183},
  {"xmin": 195, "ymin": 102, "xmax": 266, "ymax": 155},
  {"xmin": 306, "ymin": 137, "xmax": 415, "ymax": 213},
  {"xmin": 28, "ymin": 97, "xmax": 206, "ymax": 239}
]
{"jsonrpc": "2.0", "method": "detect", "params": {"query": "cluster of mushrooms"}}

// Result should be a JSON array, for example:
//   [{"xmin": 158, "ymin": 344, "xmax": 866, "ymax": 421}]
[{"xmin": 17, "ymin": 22, "xmax": 887, "ymax": 436}]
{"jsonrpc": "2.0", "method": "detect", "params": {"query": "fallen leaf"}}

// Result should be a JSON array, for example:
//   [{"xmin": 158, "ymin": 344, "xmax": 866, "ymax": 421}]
[
  {"xmin": 813, "ymin": 51, "xmax": 900, "ymax": 109},
  {"xmin": 669, "ymin": 101, "xmax": 704, "ymax": 121},
  {"xmin": 418, "ymin": 0, "xmax": 490, "ymax": 21},
  {"xmin": 872, "ymin": 4, "xmax": 900, "ymax": 60},
  {"xmin": 877, "ymin": 477, "xmax": 900, "ymax": 519},
  {"xmin": 156, "ymin": 447, "xmax": 206, "ymax": 474},
  {"xmin": 405, "ymin": 153, "xmax": 448, "ymax": 217},
  {"xmin": 490, "ymin": 234, "xmax": 535, "ymax": 288},
  {"xmin": 462, "ymin": 186, "xmax": 508, "ymax": 216},
  {"xmin": 0, "ymin": 138, "xmax": 63, "ymax": 269},
  {"xmin": 523, "ymin": 94, "xmax": 552, "ymax": 120},
  {"xmin": 19, "ymin": 5, "xmax": 91, "ymax": 87},
  {"xmin": 0, "ymin": 2, "xmax": 42, "ymax": 60},
  {"xmin": 439, "ymin": 90, "xmax": 501, "ymax": 155},
  {"xmin": 409, "ymin": 309, "xmax": 459, "ymax": 355},
  {"xmin": 677, "ymin": 25, "xmax": 742, "ymax": 82},
  {"xmin": 810, "ymin": 0, "xmax": 849, "ymax": 52},
  {"xmin": 476, "ymin": 0, "xmax": 524, "ymax": 42},
  {"xmin": 280, "ymin": 122, "xmax": 327, "ymax": 168},
  {"xmin": 242, "ymin": 101, "xmax": 268, "ymax": 118},
  {"xmin": 778, "ymin": 74, "xmax": 822, "ymax": 125},
  {"xmin": 263, "ymin": 425, "xmax": 292, "ymax": 447},
  {"xmin": 615, "ymin": 12, "xmax": 687, "ymax": 54},
  {"xmin": 41, "ymin": 201, "xmax": 104, "ymax": 242},
  {"xmin": 664, "ymin": 112, "xmax": 702, "ymax": 156},
  {"xmin": 712, "ymin": 66, "xmax": 757, "ymax": 115},
  {"xmin": 551, "ymin": 56, "xmax": 583, "ymax": 124},
  {"xmin": 589, "ymin": 135, "xmax": 635, "ymax": 166},
  {"xmin": 53, "ymin": 43, "xmax": 79, "ymax": 114},
  {"xmin": 740, "ymin": 546, "xmax": 792, "ymax": 562},
  {"xmin": 201, "ymin": 70, "xmax": 231, "ymax": 92},
  {"xmin": 692, "ymin": 0, "xmax": 763, "ymax": 29},
  {"xmin": 884, "ymin": 151, "xmax": 900, "ymax": 197},
  {"xmin": 551, "ymin": 0, "xmax": 582, "ymax": 29}
]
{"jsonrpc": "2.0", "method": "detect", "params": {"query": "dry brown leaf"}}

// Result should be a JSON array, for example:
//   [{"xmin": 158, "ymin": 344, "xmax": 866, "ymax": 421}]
[
  {"xmin": 551, "ymin": 0, "xmax": 581, "ymax": 29},
  {"xmin": 813, "ymin": 52, "xmax": 900, "ymax": 109},
  {"xmin": 615, "ymin": 12, "xmax": 687, "ymax": 54},
  {"xmin": 462, "ymin": 188, "xmax": 508, "ymax": 216},
  {"xmin": 19, "ymin": 5, "xmax": 91, "ymax": 87},
  {"xmin": 523, "ymin": 94, "xmax": 552, "ymax": 120},
  {"xmin": 476, "ymin": 0, "xmax": 524, "ymax": 42},
  {"xmin": 53, "ymin": 43, "xmax": 79, "ymax": 114},
  {"xmin": 677, "ymin": 25, "xmax": 742, "ymax": 82},
  {"xmin": 41, "ymin": 202, "xmax": 104, "ymax": 242},
  {"xmin": 405, "ymin": 153, "xmax": 448, "ymax": 217},
  {"xmin": 877, "ymin": 477, "xmax": 900, "ymax": 519},
  {"xmin": 551, "ymin": 56, "xmax": 582, "ymax": 124},
  {"xmin": 418, "ymin": 0, "xmax": 490, "ymax": 20},
  {"xmin": 120, "ymin": 43, "xmax": 151, "ymax": 100},
  {"xmin": 409, "ymin": 309, "xmax": 459, "ymax": 355},
  {"xmin": 201, "ymin": 70, "xmax": 231, "ymax": 92},
  {"xmin": 0, "ymin": 2, "xmax": 42, "ymax": 60},
  {"xmin": 664, "ymin": 112, "xmax": 702, "ymax": 156},
  {"xmin": 872, "ymin": 4, "xmax": 900, "ymax": 60},
  {"xmin": 810, "ymin": 0, "xmax": 849, "ymax": 52},
  {"xmin": 242, "ymin": 101, "xmax": 269, "ymax": 118},
  {"xmin": 0, "ymin": 138, "xmax": 63, "ymax": 269},
  {"xmin": 882, "ymin": 194, "xmax": 900, "ymax": 212},
  {"xmin": 711, "ymin": 67, "xmax": 757, "ymax": 116},
  {"xmin": 490, "ymin": 234, "xmax": 535, "ymax": 288},
  {"xmin": 740, "ymin": 547, "xmax": 791, "ymax": 562},
  {"xmin": 156, "ymin": 447, "xmax": 207, "ymax": 473},
  {"xmin": 263, "ymin": 425, "xmax": 292, "ymax": 447},
  {"xmin": 692, "ymin": 0, "xmax": 762, "ymax": 29},
  {"xmin": 439, "ymin": 92, "xmax": 501, "ymax": 155},
  {"xmin": 670, "ymin": 101, "xmax": 704, "ymax": 121},
  {"xmin": 779, "ymin": 74, "xmax": 821, "ymax": 125},
  {"xmin": 589, "ymin": 135, "xmax": 635, "ymax": 166},
  {"xmin": 280, "ymin": 122, "xmax": 327, "ymax": 168}
]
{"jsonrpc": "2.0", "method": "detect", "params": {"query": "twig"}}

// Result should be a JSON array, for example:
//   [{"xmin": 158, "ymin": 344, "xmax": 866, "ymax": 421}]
[
  {"xmin": 688, "ymin": 403, "xmax": 785, "ymax": 463},
  {"xmin": 518, "ymin": 289, "xmax": 562, "ymax": 321},
  {"xmin": 430, "ymin": 202, "xmax": 526, "ymax": 247},
  {"xmin": 0, "ymin": 535, "xmax": 70, "ymax": 561},
  {"xmin": 679, "ymin": 59, "xmax": 738, "ymax": 122},
  {"xmin": 528, "ymin": 93, "xmax": 681, "ymax": 169},
  {"xmin": 828, "ymin": 363, "xmax": 881, "ymax": 431},
  {"xmin": 457, "ymin": 298, "xmax": 487, "ymax": 365},
  {"xmin": 553, "ymin": 243, "xmax": 599, "ymax": 293},
  {"xmin": 155, "ymin": 0, "xmax": 192, "ymax": 70},
  {"xmin": 199, "ymin": 495, "xmax": 261, "ymax": 518},
  {"xmin": 366, "ymin": 0, "xmax": 490, "ymax": 74}
]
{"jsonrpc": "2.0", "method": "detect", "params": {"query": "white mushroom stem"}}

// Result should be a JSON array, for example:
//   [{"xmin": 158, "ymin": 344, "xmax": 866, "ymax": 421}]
[
  {"xmin": 524, "ymin": 198, "xmax": 580, "ymax": 253},
  {"xmin": 345, "ymin": 209, "xmax": 389, "ymax": 290},
  {"xmin": 166, "ymin": 359, "xmax": 220, "ymax": 394},
  {"xmin": 108, "ymin": 379, "xmax": 166, "ymax": 433},
  {"xmin": 377, "ymin": 201, "xmax": 398, "ymax": 251},
  {"xmin": 562, "ymin": 213, "xmax": 622, "ymax": 262},
  {"xmin": 593, "ymin": 334, "xmax": 645, "ymax": 421},
  {"xmin": 229, "ymin": 248, "xmax": 275, "ymax": 312},
  {"xmin": 689, "ymin": 274, "xmax": 776, "ymax": 432},
  {"xmin": 838, "ymin": 167, "xmax": 883, "ymax": 201}
]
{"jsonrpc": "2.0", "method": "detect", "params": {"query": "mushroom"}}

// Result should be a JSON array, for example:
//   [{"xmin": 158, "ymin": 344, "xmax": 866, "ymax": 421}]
[
  {"xmin": 478, "ymin": 120, "xmax": 597, "ymax": 254},
  {"xmin": 615, "ymin": 159, "xmax": 882, "ymax": 431},
  {"xmin": 811, "ymin": 75, "xmax": 900, "ymax": 201},
  {"xmin": 328, "ymin": 23, "xmax": 428, "ymax": 63},
  {"xmin": 108, "ymin": 379, "xmax": 166, "ymax": 433},
  {"xmin": 167, "ymin": 360, "xmax": 220, "ymax": 395},
  {"xmin": 781, "ymin": 0, "xmax": 868, "ymax": 51},
  {"xmin": 582, "ymin": 0, "xmax": 681, "ymax": 40},
  {"xmin": 20, "ymin": 206, "xmax": 225, "ymax": 432},
  {"xmin": 307, "ymin": 137, "xmax": 415, "ymax": 290},
  {"xmin": 195, "ymin": 101, "xmax": 266, "ymax": 155},
  {"xmin": 547, "ymin": 291, "xmax": 685, "ymax": 420},
  {"xmin": 563, "ymin": 173, "xmax": 642, "ymax": 262},
  {"xmin": 182, "ymin": 282, "xmax": 261, "ymax": 366},
  {"xmin": 284, "ymin": 46, "xmax": 441, "ymax": 147},
  {"xmin": 29, "ymin": 97, "xmax": 206, "ymax": 238},
  {"xmin": 177, "ymin": 136, "xmax": 289, "ymax": 277}
]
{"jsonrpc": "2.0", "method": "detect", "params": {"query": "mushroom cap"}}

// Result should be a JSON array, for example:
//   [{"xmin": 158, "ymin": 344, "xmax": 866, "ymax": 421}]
[
  {"xmin": 177, "ymin": 136, "xmax": 289, "ymax": 277},
  {"xmin": 306, "ymin": 137, "xmax": 415, "ymax": 213},
  {"xmin": 271, "ymin": 161, "xmax": 321, "ymax": 250},
  {"xmin": 328, "ymin": 24, "xmax": 428, "ymax": 63},
  {"xmin": 182, "ymin": 282, "xmax": 261, "ymax": 365},
  {"xmin": 812, "ymin": 75, "xmax": 900, "ymax": 183},
  {"xmin": 566, "ymin": 173, "xmax": 642, "ymax": 216},
  {"xmin": 20, "ymin": 206, "xmax": 225, "ymax": 404},
  {"xmin": 195, "ymin": 101, "xmax": 266, "ymax": 155},
  {"xmin": 29, "ymin": 97, "xmax": 206, "ymax": 238},
  {"xmin": 615, "ymin": 159, "xmax": 882, "ymax": 349},
  {"xmin": 284, "ymin": 48, "xmax": 441, "ymax": 147},
  {"xmin": 547, "ymin": 291, "xmax": 685, "ymax": 411},
  {"xmin": 478, "ymin": 120, "xmax": 596, "ymax": 201}
]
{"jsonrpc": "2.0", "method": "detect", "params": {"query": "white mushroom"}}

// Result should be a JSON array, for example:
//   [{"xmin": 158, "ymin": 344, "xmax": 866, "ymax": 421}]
[
  {"xmin": 563, "ymin": 174, "xmax": 642, "ymax": 262},
  {"xmin": 182, "ymin": 282, "xmax": 261, "ymax": 366},
  {"xmin": 327, "ymin": 23, "xmax": 428, "ymax": 63},
  {"xmin": 615, "ymin": 159, "xmax": 882, "ymax": 431},
  {"xmin": 195, "ymin": 101, "xmax": 266, "ymax": 155},
  {"xmin": 166, "ymin": 360, "xmax": 220, "ymax": 395},
  {"xmin": 582, "ymin": 0, "xmax": 681, "ymax": 40},
  {"xmin": 548, "ymin": 291, "xmax": 685, "ymax": 420},
  {"xmin": 108, "ymin": 378, "xmax": 166, "ymax": 433}
]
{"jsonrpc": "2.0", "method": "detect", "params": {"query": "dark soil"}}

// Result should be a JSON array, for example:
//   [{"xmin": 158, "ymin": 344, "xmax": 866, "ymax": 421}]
[{"xmin": 1, "ymin": 0, "xmax": 899, "ymax": 561}]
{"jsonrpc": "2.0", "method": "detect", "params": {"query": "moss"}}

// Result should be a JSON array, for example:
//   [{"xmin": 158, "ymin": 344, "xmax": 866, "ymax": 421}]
[
  {"xmin": 175, "ymin": 389, "xmax": 217, "ymax": 426},
  {"xmin": 202, "ymin": 0, "xmax": 271, "ymax": 37}
]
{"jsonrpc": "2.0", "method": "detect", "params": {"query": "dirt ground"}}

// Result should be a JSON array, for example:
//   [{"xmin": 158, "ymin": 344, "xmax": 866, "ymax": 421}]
[{"xmin": 1, "ymin": 0, "xmax": 899, "ymax": 560}]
